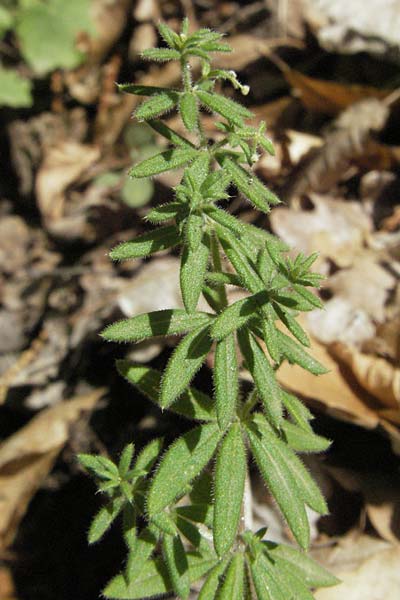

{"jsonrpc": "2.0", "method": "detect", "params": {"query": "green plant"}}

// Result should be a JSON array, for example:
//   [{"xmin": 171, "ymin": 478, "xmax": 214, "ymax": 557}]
[
  {"xmin": 79, "ymin": 19, "xmax": 339, "ymax": 599},
  {"xmin": 0, "ymin": 0, "xmax": 93, "ymax": 107}
]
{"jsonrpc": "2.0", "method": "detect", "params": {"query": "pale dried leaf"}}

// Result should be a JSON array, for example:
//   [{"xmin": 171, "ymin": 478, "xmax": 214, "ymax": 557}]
[{"xmin": 0, "ymin": 389, "xmax": 104, "ymax": 550}]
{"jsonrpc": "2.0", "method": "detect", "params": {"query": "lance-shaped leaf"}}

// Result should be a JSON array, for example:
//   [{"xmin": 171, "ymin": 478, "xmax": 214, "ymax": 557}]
[
  {"xmin": 214, "ymin": 423, "xmax": 246, "ymax": 556},
  {"xmin": 117, "ymin": 362, "xmax": 216, "ymax": 422},
  {"xmin": 118, "ymin": 443, "xmax": 134, "ymax": 477},
  {"xmin": 157, "ymin": 21, "xmax": 181, "ymax": 49},
  {"xmin": 262, "ymin": 553, "xmax": 316, "ymax": 600},
  {"xmin": 238, "ymin": 329, "xmax": 282, "ymax": 427},
  {"xmin": 130, "ymin": 147, "xmax": 198, "ymax": 178},
  {"xmin": 160, "ymin": 324, "xmax": 212, "ymax": 409},
  {"xmin": 210, "ymin": 292, "xmax": 268, "ymax": 341},
  {"xmin": 277, "ymin": 330, "xmax": 328, "ymax": 375},
  {"xmin": 141, "ymin": 47, "xmax": 181, "ymax": 61},
  {"xmin": 130, "ymin": 437, "xmax": 164, "ymax": 478},
  {"xmin": 180, "ymin": 234, "xmax": 210, "ymax": 313},
  {"xmin": 253, "ymin": 413, "xmax": 328, "ymax": 515},
  {"xmin": 273, "ymin": 304, "xmax": 310, "ymax": 347},
  {"xmin": 175, "ymin": 503, "xmax": 213, "ymax": 528},
  {"xmin": 245, "ymin": 418, "xmax": 310, "ymax": 549},
  {"xmin": 175, "ymin": 515, "xmax": 213, "ymax": 555},
  {"xmin": 110, "ymin": 225, "xmax": 180, "ymax": 260},
  {"xmin": 264, "ymin": 543, "xmax": 340, "ymax": 588},
  {"xmin": 78, "ymin": 453, "xmax": 119, "ymax": 480},
  {"xmin": 249, "ymin": 554, "xmax": 286, "ymax": 600},
  {"xmin": 147, "ymin": 422, "xmax": 221, "ymax": 516},
  {"xmin": 218, "ymin": 231, "xmax": 264, "ymax": 294},
  {"xmin": 88, "ymin": 496, "xmax": 124, "ymax": 544},
  {"xmin": 281, "ymin": 391, "xmax": 313, "ymax": 432},
  {"xmin": 146, "ymin": 201, "xmax": 186, "ymax": 223},
  {"xmin": 118, "ymin": 83, "xmax": 179, "ymax": 96},
  {"xmin": 102, "ymin": 309, "xmax": 212, "ymax": 343},
  {"xmin": 218, "ymin": 553, "xmax": 245, "ymax": 600},
  {"xmin": 260, "ymin": 306, "xmax": 281, "ymax": 363},
  {"xmin": 197, "ymin": 90, "xmax": 253, "ymax": 125},
  {"xmin": 222, "ymin": 158, "xmax": 280, "ymax": 212},
  {"xmin": 148, "ymin": 119, "xmax": 195, "ymax": 148},
  {"xmin": 180, "ymin": 92, "xmax": 199, "ymax": 131},
  {"xmin": 162, "ymin": 534, "xmax": 190, "ymax": 599},
  {"xmin": 185, "ymin": 213, "xmax": 204, "ymax": 252},
  {"xmin": 293, "ymin": 284, "xmax": 324, "ymax": 309},
  {"xmin": 281, "ymin": 420, "xmax": 331, "ymax": 453},
  {"xmin": 214, "ymin": 333, "xmax": 238, "ymax": 430},
  {"xmin": 198, "ymin": 558, "xmax": 229, "ymax": 600},
  {"xmin": 125, "ymin": 526, "xmax": 159, "ymax": 583},
  {"xmin": 105, "ymin": 552, "xmax": 217, "ymax": 599},
  {"xmin": 135, "ymin": 91, "xmax": 179, "ymax": 121},
  {"xmin": 122, "ymin": 504, "xmax": 137, "ymax": 551}
]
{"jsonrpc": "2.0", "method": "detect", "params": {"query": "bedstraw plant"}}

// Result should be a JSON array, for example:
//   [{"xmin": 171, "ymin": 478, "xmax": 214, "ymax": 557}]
[{"xmin": 78, "ymin": 19, "xmax": 339, "ymax": 599}]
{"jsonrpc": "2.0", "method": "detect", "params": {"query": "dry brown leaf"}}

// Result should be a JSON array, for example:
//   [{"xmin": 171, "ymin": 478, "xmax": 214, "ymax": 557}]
[
  {"xmin": 36, "ymin": 141, "xmax": 100, "ymax": 234},
  {"xmin": 0, "ymin": 566, "xmax": 16, "ymax": 600},
  {"xmin": 331, "ymin": 343, "xmax": 400, "ymax": 410},
  {"xmin": 0, "ymin": 389, "xmax": 104, "ymax": 551},
  {"xmin": 314, "ymin": 536, "xmax": 400, "ymax": 599},
  {"xmin": 284, "ymin": 69, "xmax": 390, "ymax": 115},
  {"xmin": 276, "ymin": 322, "xmax": 379, "ymax": 428},
  {"xmin": 270, "ymin": 193, "xmax": 371, "ymax": 267}
]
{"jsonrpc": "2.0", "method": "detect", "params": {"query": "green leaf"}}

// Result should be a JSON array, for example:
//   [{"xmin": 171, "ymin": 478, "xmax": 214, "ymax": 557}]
[
  {"xmin": 119, "ymin": 443, "xmax": 134, "ymax": 477},
  {"xmin": 122, "ymin": 504, "xmax": 137, "ymax": 551},
  {"xmin": 218, "ymin": 553, "xmax": 245, "ymax": 599},
  {"xmin": 175, "ymin": 503, "xmax": 213, "ymax": 528},
  {"xmin": 252, "ymin": 413, "xmax": 328, "ymax": 516},
  {"xmin": 200, "ymin": 170, "xmax": 230, "ymax": 200},
  {"xmin": 102, "ymin": 309, "xmax": 212, "ymax": 343},
  {"xmin": 118, "ymin": 83, "xmax": 178, "ymax": 96},
  {"xmin": 0, "ymin": 68, "xmax": 32, "ymax": 108},
  {"xmin": 245, "ymin": 418, "xmax": 310, "ymax": 549},
  {"xmin": 135, "ymin": 92, "xmax": 179, "ymax": 121},
  {"xmin": 249, "ymin": 554, "xmax": 286, "ymax": 600},
  {"xmin": 273, "ymin": 304, "xmax": 310, "ymax": 347},
  {"xmin": 260, "ymin": 306, "xmax": 281, "ymax": 363},
  {"xmin": 238, "ymin": 329, "xmax": 282, "ymax": 427},
  {"xmin": 141, "ymin": 47, "xmax": 181, "ymax": 61},
  {"xmin": 151, "ymin": 511, "xmax": 178, "ymax": 536},
  {"xmin": 214, "ymin": 334, "xmax": 238, "ymax": 430},
  {"xmin": 130, "ymin": 147, "xmax": 198, "ymax": 178},
  {"xmin": 158, "ymin": 21, "xmax": 181, "ymax": 49},
  {"xmin": 281, "ymin": 391, "xmax": 314, "ymax": 432},
  {"xmin": 146, "ymin": 201, "xmax": 186, "ymax": 223},
  {"xmin": 197, "ymin": 90, "xmax": 253, "ymax": 125},
  {"xmin": 131, "ymin": 437, "xmax": 164, "ymax": 477},
  {"xmin": 147, "ymin": 422, "xmax": 221, "ymax": 516},
  {"xmin": 0, "ymin": 6, "xmax": 13, "ymax": 38},
  {"xmin": 160, "ymin": 324, "xmax": 212, "ymax": 409},
  {"xmin": 277, "ymin": 330, "xmax": 328, "ymax": 375},
  {"xmin": 222, "ymin": 158, "xmax": 280, "ymax": 213},
  {"xmin": 78, "ymin": 453, "xmax": 119, "ymax": 480},
  {"xmin": 180, "ymin": 92, "xmax": 199, "ymax": 131},
  {"xmin": 214, "ymin": 423, "xmax": 246, "ymax": 556},
  {"xmin": 265, "ymin": 543, "xmax": 340, "ymax": 588},
  {"xmin": 180, "ymin": 234, "xmax": 210, "ymax": 313},
  {"xmin": 293, "ymin": 284, "xmax": 324, "ymax": 309},
  {"xmin": 189, "ymin": 471, "xmax": 213, "ymax": 504},
  {"xmin": 88, "ymin": 497, "xmax": 124, "ymax": 544},
  {"xmin": 282, "ymin": 420, "xmax": 331, "ymax": 453},
  {"xmin": 175, "ymin": 515, "xmax": 212, "ymax": 554},
  {"xmin": 162, "ymin": 534, "xmax": 190, "ymax": 599},
  {"xmin": 198, "ymin": 558, "xmax": 229, "ymax": 600},
  {"xmin": 117, "ymin": 362, "xmax": 216, "ymax": 422},
  {"xmin": 104, "ymin": 556, "xmax": 171, "ymax": 599},
  {"xmin": 109, "ymin": 225, "xmax": 180, "ymax": 260},
  {"xmin": 186, "ymin": 213, "xmax": 204, "ymax": 252},
  {"xmin": 148, "ymin": 119, "xmax": 196, "ymax": 148},
  {"xmin": 210, "ymin": 292, "xmax": 269, "ymax": 341},
  {"xmin": 125, "ymin": 526, "xmax": 159, "ymax": 583},
  {"xmin": 16, "ymin": 0, "xmax": 94, "ymax": 75}
]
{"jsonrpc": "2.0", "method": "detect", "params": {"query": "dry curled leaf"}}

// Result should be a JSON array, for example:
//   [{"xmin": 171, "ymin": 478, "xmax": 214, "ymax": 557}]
[{"xmin": 0, "ymin": 389, "xmax": 104, "ymax": 550}]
